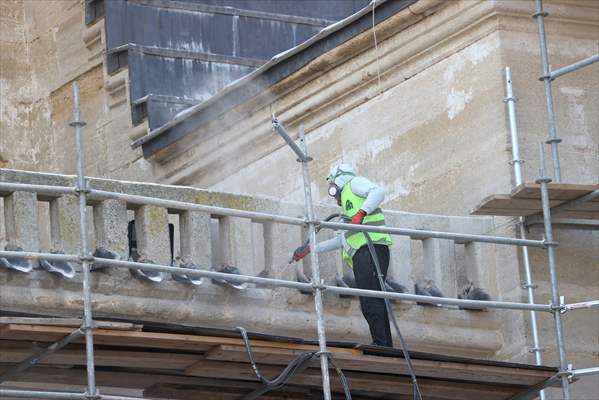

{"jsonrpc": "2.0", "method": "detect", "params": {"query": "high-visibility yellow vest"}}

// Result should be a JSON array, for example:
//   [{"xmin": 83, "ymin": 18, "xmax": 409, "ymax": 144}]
[{"xmin": 340, "ymin": 179, "xmax": 392, "ymax": 267}]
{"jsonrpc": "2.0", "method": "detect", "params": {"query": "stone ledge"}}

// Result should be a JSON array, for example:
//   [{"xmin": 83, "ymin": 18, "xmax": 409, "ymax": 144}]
[{"xmin": 0, "ymin": 270, "xmax": 503, "ymax": 358}]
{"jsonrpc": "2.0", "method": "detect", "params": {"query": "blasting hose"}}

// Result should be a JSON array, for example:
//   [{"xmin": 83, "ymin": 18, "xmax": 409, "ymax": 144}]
[
  {"xmin": 236, "ymin": 327, "xmax": 352, "ymax": 398},
  {"xmin": 299, "ymin": 212, "xmax": 342, "ymax": 249},
  {"xmin": 364, "ymin": 232, "xmax": 423, "ymax": 400}
]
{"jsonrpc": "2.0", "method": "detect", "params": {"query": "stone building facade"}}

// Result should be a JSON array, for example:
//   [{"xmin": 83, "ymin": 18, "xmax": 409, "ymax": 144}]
[{"xmin": 1, "ymin": 0, "xmax": 598, "ymax": 398}]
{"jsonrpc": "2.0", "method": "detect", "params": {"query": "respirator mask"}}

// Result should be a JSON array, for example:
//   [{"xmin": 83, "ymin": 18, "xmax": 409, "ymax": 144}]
[
  {"xmin": 327, "ymin": 163, "xmax": 354, "ymax": 207},
  {"xmin": 327, "ymin": 182, "xmax": 342, "ymax": 206},
  {"xmin": 328, "ymin": 184, "xmax": 338, "ymax": 197}
]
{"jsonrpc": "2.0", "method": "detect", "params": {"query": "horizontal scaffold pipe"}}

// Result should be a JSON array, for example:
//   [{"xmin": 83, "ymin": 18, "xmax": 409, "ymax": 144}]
[
  {"xmin": 319, "ymin": 221, "xmax": 546, "ymax": 248},
  {"xmin": 0, "ymin": 182, "xmax": 305, "ymax": 227},
  {"xmin": 0, "ymin": 389, "xmax": 144, "ymax": 400},
  {"xmin": 0, "ymin": 389, "xmax": 84, "ymax": 400},
  {"xmin": 565, "ymin": 300, "xmax": 599, "ymax": 311},
  {"xmin": 0, "ymin": 250, "xmax": 552, "ymax": 312},
  {"xmin": 90, "ymin": 188, "xmax": 305, "ymax": 226},
  {"xmin": 0, "ymin": 182, "xmax": 76, "ymax": 196},
  {"xmin": 0, "ymin": 182, "xmax": 547, "ymax": 248},
  {"xmin": 549, "ymin": 54, "xmax": 599, "ymax": 80},
  {"xmin": 571, "ymin": 366, "xmax": 599, "ymax": 379}
]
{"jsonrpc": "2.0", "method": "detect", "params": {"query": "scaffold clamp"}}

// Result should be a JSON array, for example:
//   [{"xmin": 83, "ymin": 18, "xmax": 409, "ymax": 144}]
[
  {"xmin": 74, "ymin": 184, "xmax": 92, "ymax": 194},
  {"xmin": 312, "ymin": 279, "xmax": 327, "ymax": 292},
  {"xmin": 528, "ymin": 346, "xmax": 545, "ymax": 354},
  {"xmin": 550, "ymin": 297, "xmax": 567, "ymax": 314},
  {"xmin": 79, "ymin": 254, "xmax": 95, "ymax": 263},
  {"xmin": 522, "ymin": 283, "xmax": 538, "ymax": 290}
]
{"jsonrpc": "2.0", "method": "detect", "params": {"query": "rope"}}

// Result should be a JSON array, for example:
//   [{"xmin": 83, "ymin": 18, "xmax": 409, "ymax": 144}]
[{"xmin": 371, "ymin": 0, "xmax": 383, "ymax": 95}]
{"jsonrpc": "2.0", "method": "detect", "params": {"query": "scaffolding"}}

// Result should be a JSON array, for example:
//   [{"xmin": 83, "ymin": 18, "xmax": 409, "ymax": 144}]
[
  {"xmin": 502, "ymin": 1, "xmax": 599, "ymax": 399},
  {"xmin": 504, "ymin": 66, "xmax": 547, "ymax": 400},
  {"xmin": 0, "ymin": 0, "xmax": 598, "ymax": 399}
]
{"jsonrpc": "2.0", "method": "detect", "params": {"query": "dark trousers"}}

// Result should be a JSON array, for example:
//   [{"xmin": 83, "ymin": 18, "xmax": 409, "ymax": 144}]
[{"xmin": 352, "ymin": 244, "xmax": 392, "ymax": 347}]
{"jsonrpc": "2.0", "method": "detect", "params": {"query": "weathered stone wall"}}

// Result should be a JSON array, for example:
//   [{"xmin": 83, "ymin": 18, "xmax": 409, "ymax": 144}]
[
  {"xmin": 1, "ymin": 0, "xmax": 597, "ymax": 396},
  {"xmin": 164, "ymin": 0, "xmax": 599, "ymax": 214},
  {"xmin": 0, "ymin": 0, "xmax": 48, "ymax": 170},
  {"xmin": 147, "ymin": 1, "xmax": 598, "ymax": 397},
  {"xmin": 0, "ymin": 0, "xmax": 153, "ymax": 181}
]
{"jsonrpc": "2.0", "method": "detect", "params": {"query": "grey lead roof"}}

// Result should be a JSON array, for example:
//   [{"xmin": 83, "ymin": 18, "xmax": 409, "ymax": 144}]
[
  {"xmin": 89, "ymin": 0, "xmax": 416, "ymax": 157},
  {"xmin": 133, "ymin": 0, "xmax": 417, "ymax": 157}
]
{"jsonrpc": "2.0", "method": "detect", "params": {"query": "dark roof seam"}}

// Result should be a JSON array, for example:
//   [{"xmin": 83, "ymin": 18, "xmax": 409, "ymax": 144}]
[
  {"xmin": 109, "ymin": 43, "xmax": 267, "ymax": 68},
  {"xmin": 131, "ymin": 0, "xmax": 334, "ymax": 27},
  {"xmin": 132, "ymin": 94, "xmax": 202, "ymax": 107}
]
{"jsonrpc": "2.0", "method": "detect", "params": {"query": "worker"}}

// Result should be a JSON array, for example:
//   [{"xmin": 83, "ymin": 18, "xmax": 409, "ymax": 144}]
[{"xmin": 292, "ymin": 163, "xmax": 393, "ymax": 347}]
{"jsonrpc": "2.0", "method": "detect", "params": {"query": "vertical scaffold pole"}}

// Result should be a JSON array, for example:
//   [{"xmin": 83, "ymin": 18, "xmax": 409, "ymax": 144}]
[
  {"xmin": 298, "ymin": 125, "xmax": 332, "ymax": 400},
  {"xmin": 537, "ymin": 143, "xmax": 570, "ymax": 399},
  {"xmin": 534, "ymin": 0, "xmax": 562, "ymax": 182},
  {"xmin": 504, "ymin": 67, "xmax": 524, "ymax": 184},
  {"xmin": 71, "ymin": 82, "xmax": 97, "ymax": 398},
  {"xmin": 504, "ymin": 67, "xmax": 546, "ymax": 400}
]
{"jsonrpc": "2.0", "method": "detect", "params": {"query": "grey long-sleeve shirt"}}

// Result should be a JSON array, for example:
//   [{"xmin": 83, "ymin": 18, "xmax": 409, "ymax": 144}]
[{"xmin": 314, "ymin": 176, "xmax": 385, "ymax": 254}]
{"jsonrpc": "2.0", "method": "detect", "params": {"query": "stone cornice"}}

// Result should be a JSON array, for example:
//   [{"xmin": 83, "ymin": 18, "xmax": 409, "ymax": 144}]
[
  {"xmin": 0, "ymin": 275, "xmax": 503, "ymax": 356},
  {"xmin": 153, "ymin": 0, "xmax": 598, "ymax": 186}
]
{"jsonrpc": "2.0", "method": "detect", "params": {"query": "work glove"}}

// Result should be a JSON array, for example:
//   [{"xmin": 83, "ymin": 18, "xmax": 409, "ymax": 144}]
[
  {"xmin": 292, "ymin": 244, "xmax": 311, "ymax": 262},
  {"xmin": 351, "ymin": 209, "xmax": 367, "ymax": 224}
]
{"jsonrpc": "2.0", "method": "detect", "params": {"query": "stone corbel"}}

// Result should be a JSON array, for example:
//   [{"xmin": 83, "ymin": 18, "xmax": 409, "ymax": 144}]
[
  {"xmin": 82, "ymin": 19, "xmax": 104, "ymax": 64},
  {"xmin": 105, "ymin": 69, "xmax": 129, "ymax": 110}
]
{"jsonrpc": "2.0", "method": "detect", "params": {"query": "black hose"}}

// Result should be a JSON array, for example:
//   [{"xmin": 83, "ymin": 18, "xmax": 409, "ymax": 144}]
[
  {"xmin": 322, "ymin": 213, "xmax": 342, "ymax": 224},
  {"xmin": 363, "ymin": 233, "xmax": 423, "ymax": 400},
  {"xmin": 329, "ymin": 357, "xmax": 353, "ymax": 400},
  {"xmin": 301, "ymin": 213, "xmax": 341, "ymax": 248},
  {"xmin": 313, "ymin": 213, "xmax": 421, "ymax": 398},
  {"xmin": 236, "ymin": 327, "xmax": 353, "ymax": 398},
  {"xmin": 237, "ymin": 326, "xmax": 316, "ymax": 390}
]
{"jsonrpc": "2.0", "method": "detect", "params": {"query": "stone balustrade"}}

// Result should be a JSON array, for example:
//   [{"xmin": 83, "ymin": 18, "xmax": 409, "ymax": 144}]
[{"xmin": 0, "ymin": 169, "xmax": 518, "ymax": 358}]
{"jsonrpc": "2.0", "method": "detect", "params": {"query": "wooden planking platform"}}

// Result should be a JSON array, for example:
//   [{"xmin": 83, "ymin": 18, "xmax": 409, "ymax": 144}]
[
  {"xmin": 0, "ymin": 317, "xmax": 142, "ymax": 331},
  {"xmin": 471, "ymin": 183, "xmax": 599, "ymax": 219},
  {"xmin": 0, "ymin": 318, "xmax": 559, "ymax": 400}
]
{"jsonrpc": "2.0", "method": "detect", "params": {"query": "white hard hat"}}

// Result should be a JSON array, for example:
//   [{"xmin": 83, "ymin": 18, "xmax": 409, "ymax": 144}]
[{"xmin": 327, "ymin": 163, "xmax": 355, "ymax": 182}]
